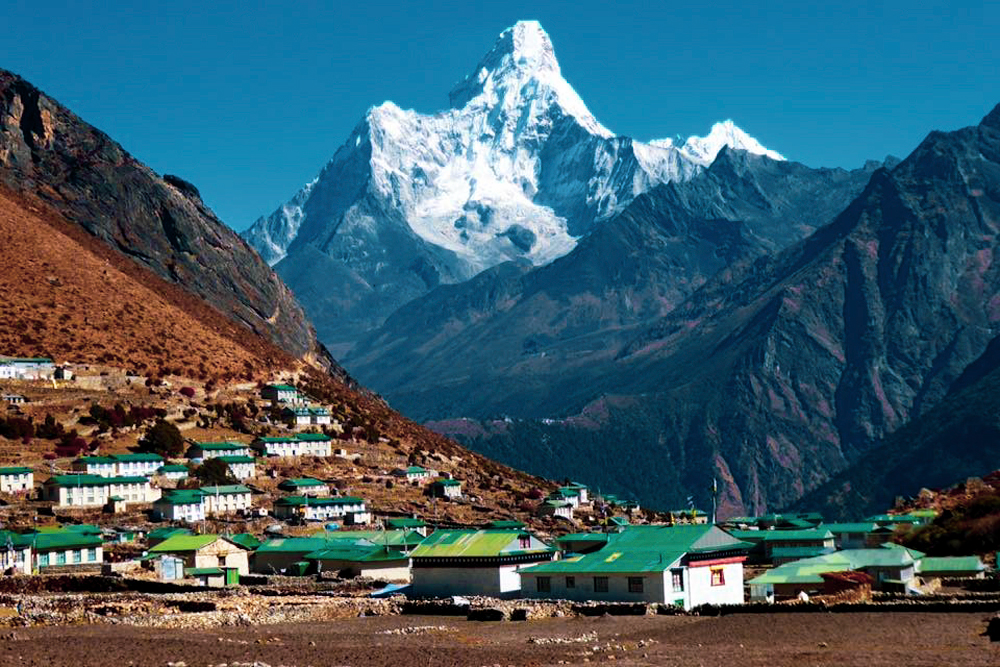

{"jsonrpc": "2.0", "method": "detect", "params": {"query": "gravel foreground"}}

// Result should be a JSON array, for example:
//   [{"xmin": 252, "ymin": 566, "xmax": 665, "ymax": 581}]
[{"xmin": 1, "ymin": 612, "xmax": 998, "ymax": 667}]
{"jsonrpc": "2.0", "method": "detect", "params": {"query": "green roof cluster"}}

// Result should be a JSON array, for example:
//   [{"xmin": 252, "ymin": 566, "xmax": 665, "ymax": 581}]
[{"xmin": 411, "ymin": 529, "xmax": 552, "ymax": 559}]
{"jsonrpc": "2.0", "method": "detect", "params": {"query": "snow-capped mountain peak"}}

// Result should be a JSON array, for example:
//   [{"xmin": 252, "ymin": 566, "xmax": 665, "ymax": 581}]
[
  {"xmin": 679, "ymin": 119, "xmax": 786, "ymax": 165},
  {"xmin": 449, "ymin": 20, "xmax": 613, "ymax": 139}
]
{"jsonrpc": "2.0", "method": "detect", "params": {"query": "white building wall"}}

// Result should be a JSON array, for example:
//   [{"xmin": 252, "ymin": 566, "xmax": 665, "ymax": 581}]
[
  {"xmin": 412, "ymin": 565, "xmax": 521, "ymax": 597},
  {"xmin": 522, "ymin": 571, "xmax": 667, "ymax": 604},
  {"xmin": 0, "ymin": 472, "xmax": 32, "ymax": 493},
  {"xmin": 686, "ymin": 561, "xmax": 744, "ymax": 608}
]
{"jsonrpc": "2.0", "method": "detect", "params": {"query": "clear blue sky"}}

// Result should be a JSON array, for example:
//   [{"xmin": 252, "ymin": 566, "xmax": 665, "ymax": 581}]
[{"xmin": 2, "ymin": 0, "xmax": 996, "ymax": 230}]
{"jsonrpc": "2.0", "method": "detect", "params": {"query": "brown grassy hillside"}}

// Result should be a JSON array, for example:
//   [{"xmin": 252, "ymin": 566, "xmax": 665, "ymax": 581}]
[{"xmin": 0, "ymin": 186, "xmax": 293, "ymax": 381}]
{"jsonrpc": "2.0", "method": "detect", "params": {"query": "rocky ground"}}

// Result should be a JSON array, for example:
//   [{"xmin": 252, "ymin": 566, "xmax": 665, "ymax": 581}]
[{"xmin": 0, "ymin": 612, "xmax": 997, "ymax": 666}]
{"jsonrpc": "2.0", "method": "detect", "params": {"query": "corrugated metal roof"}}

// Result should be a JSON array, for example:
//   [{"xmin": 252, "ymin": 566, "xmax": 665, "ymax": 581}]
[
  {"xmin": 149, "ymin": 534, "xmax": 222, "ymax": 552},
  {"xmin": 410, "ymin": 529, "xmax": 550, "ymax": 558},
  {"xmin": 916, "ymin": 556, "xmax": 985, "ymax": 574}
]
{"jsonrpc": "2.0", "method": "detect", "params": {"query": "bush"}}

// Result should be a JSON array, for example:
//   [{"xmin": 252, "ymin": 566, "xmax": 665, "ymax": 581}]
[
  {"xmin": 180, "ymin": 387, "xmax": 196, "ymax": 398},
  {"xmin": 193, "ymin": 458, "xmax": 237, "ymax": 486},
  {"xmin": 141, "ymin": 420, "xmax": 185, "ymax": 457}
]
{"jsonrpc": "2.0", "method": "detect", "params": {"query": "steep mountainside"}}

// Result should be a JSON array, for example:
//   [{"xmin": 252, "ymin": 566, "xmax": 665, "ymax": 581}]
[
  {"xmin": 0, "ymin": 69, "xmax": 324, "ymax": 366},
  {"xmin": 241, "ymin": 21, "xmax": 784, "ymax": 355},
  {"xmin": 434, "ymin": 105, "xmax": 1000, "ymax": 514},
  {"xmin": 794, "ymin": 334, "xmax": 1000, "ymax": 520},
  {"xmin": 0, "ymin": 185, "xmax": 556, "ymax": 524},
  {"xmin": 347, "ymin": 148, "xmax": 885, "ymax": 420}
]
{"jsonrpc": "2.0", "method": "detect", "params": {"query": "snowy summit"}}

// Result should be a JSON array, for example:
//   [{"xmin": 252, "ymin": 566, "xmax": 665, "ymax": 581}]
[{"xmin": 242, "ymin": 19, "xmax": 784, "ymax": 294}]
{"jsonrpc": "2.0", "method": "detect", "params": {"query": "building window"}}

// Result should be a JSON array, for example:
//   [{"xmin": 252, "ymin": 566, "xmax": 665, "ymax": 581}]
[
  {"xmin": 711, "ymin": 567, "xmax": 725, "ymax": 586},
  {"xmin": 536, "ymin": 576, "xmax": 551, "ymax": 593},
  {"xmin": 38, "ymin": 553, "xmax": 48, "ymax": 567},
  {"xmin": 56, "ymin": 552, "xmax": 66, "ymax": 565},
  {"xmin": 671, "ymin": 569, "xmax": 684, "ymax": 592},
  {"xmin": 87, "ymin": 548, "xmax": 97, "ymax": 562},
  {"xmin": 565, "ymin": 576, "xmax": 576, "ymax": 589},
  {"xmin": 518, "ymin": 535, "xmax": 531, "ymax": 549},
  {"xmin": 593, "ymin": 576, "xmax": 609, "ymax": 593},
  {"xmin": 628, "ymin": 576, "xmax": 644, "ymax": 593}
]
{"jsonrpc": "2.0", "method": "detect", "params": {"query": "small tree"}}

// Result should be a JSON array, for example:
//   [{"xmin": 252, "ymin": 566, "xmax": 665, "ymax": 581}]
[
  {"xmin": 193, "ymin": 458, "xmax": 237, "ymax": 486},
  {"xmin": 141, "ymin": 420, "xmax": 185, "ymax": 457}
]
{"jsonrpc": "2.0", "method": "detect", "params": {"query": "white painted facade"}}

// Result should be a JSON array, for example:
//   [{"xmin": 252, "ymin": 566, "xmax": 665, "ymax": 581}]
[
  {"xmin": 44, "ymin": 477, "xmax": 160, "ymax": 508},
  {"xmin": 0, "ymin": 468, "xmax": 33, "ymax": 494},
  {"xmin": 200, "ymin": 488, "xmax": 252, "ymax": 515},
  {"xmin": 153, "ymin": 498, "xmax": 206, "ymax": 523},
  {"xmin": 35, "ymin": 545, "xmax": 103, "ymax": 569},
  {"xmin": 411, "ymin": 564, "xmax": 524, "ymax": 598}
]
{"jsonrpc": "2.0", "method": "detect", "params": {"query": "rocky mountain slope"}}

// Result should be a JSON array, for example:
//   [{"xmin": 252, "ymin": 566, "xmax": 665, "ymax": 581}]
[
  {"xmin": 346, "ymin": 147, "xmax": 886, "ymax": 419},
  {"xmin": 0, "ymin": 69, "xmax": 324, "ymax": 366},
  {"xmin": 794, "ymin": 334, "xmax": 1000, "ymax": 520},
  {"xmin": 432, "ymin": 105, "xmax": 1000, "ymax": 515},
  {"xmin": 241, "ymin": 21, "xmax": 784, "ymax": 355}
]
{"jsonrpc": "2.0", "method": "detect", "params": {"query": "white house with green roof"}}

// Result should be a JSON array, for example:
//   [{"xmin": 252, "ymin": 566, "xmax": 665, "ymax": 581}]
[
  {"xmin": 261, "ymin": 383, "xmax": 300, "ymax": 404},
  {"xmin": 430, "ymin": 478, "xmax": 462, "ymax": 499},
  {"xmin": 71, "ymin": 456, "xmax": 117, "ymax": 478},
  {"xmin": 537, "ymin": 499, "xmax": 573, "ymax": 520},
  {"xmin": 393, "ymin": 466, "xmax": 431, "ymax": 483},
  {"xmin": 112, "ymin": 453, "xmax": 164, "ymax": 477},
  {"xmin": 156, "ymin": 464, "xmax": 190, "ymax": 481},
  {"xmin": 30, "ymin": 529, "xmax": 103, "ymax": 570},
  {"xmin": 186, "ymin": 442, "xmax": 252, "ymax": 460},
  {"xmin": 252, "ymin": 433, "xmax": 332, "ymax": 458},
  {"xmin": 273, "ymin": 496, "xmax": 368, "ymax": 523},
  {"xmin": 43, "ymin": 474, "xmax": 159, "ymax": 507},
  {"xmin": 199, "ymin": 485, "xmax": 252, "ymax": 515},
  {"xmin": 0, "ymin": 466, "xmax": 33, "ymax": 494},
  {"xmin": 521, "ymin": 525, "xmax": 748, "ymax": 609},
  {"xmin": 215, "ymin": 455, "xmax": 257, "ymax": 480},
  {"xmin": 277, "ymin": 478, "xmax": 330, "ymax": 496},
  {"xmin": 153, "ymin": 489, "xmax": 207, "ymax": 523},
  {"xmin": 0, "ymin": 530, "xmax": 32, "ymax": 572},
  {"xmin": 409, "ymin": 528, "xmax": 556, "ymax": 598}
]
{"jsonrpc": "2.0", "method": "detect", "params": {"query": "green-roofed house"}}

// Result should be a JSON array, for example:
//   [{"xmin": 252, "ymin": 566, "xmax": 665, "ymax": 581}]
[
  {"xmin": 199, "ymin": 485, "xmax": 252, "ymax": 516},
  {"xmin": 30, "ymin": 529, "xmax": 103, "ymax": 570},
  {"xmin": 727, "ymin": 528, "xmax": 835, "ymax": 565},
  {"xmin": 71, "ymin": 456, "xmax": 117, "ymax": 478},
  {"xmin": 186, "ymin": 442, "xmax": 252, "ymax": 461},
  {"xmin": 156, "ymin": 464, "xmax": 190, "ymax": 481},
  {"xmin": 521, "ymin": 525, "xmax": 749, "ymax": 609},
  {"xmin": 261, "ymin": 383, "xmax": 299, "ymax": 404},
  {"xmin": 747, "ymin": 548, "xmax": 921, "ymax": 601},
  {"xmin": 304, "ymin": 543, "xmax": 411, "ymax": 581},
  {"xmin": 0, "ymin": 530, "xmax": 33, "ymax": 572},
  {"xmin": 147, "ymin": 527, "xmax": 193, "ymax": 546},
  {"xmin": 153, "ymin": 489, "xmax": 207, "ymax": 523},
  {"xmin": 821, "ymin": 523, "xmax": 879, "ymax": 550},
  {"xmin": 42, "ymin": 474, "xmax": 159, "ymax": 508},
  {"xmin": 254, "ymin": 531, "xmax": 413, "ymax": 574},
  {"xmin": 386, "ymin": 518, "xmax": 428, "ymax": 535},
  {"xmin": 409, "ymin": 528, "xmax": 556, "ymax": 598},
  {"xmin": 556, "ymin": 532, "xmax": 610, "ymax": 555},
  {"xmin": 273, "ymin": 496, "xmax": 369, "ymax": 524},
  {"xmin": 430, "ymin": 478, "xmax": 462, "ymax": 499},
  {"xmin": 252, "ymin": 434, "xmax": 332, "ymax": 458},
  {"xmin": 537, "ymin": 499, "xmax": 574, "ymax": 520},
  {"xmin": 228, "ymin": 533, "xmax": 262, "ymax": 551},
  {"xmin": 393, "ymin": 466, "xmax": 431, "ymax": 483},
  {"xmin": 148, "ymin": 534, "xmax": 250, "ymax": 575},
  {"xmin": 916, "ymin": 556, "xmax": 986, "ymax": 579},
  {"xmin": 278, "ymin": 478, "xmax": 330, "ymax": 496},
  {"xmin": 111, "ymin": 453, "xmax": 164, "ymax": 477},
  {"xmin": 215, "ymin": 455, "xmax": 257, "ymax": 480},
  {"xmin": 0, "ymin": 466, "xmax": 33, "ymax": 495}
]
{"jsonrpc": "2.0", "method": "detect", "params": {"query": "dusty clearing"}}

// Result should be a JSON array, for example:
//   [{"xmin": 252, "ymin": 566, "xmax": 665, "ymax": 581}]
[{"xmin": 1, "ymin": 612, "xmax": 997, "ymax": 666}]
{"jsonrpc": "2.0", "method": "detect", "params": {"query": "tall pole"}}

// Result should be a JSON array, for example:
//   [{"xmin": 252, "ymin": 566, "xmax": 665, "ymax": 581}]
[{"xmin": 711, "ymin": 477, "xmax": 718, "ymax": 525}]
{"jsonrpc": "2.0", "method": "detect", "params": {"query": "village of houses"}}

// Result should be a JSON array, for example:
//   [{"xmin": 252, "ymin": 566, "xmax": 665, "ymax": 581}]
[{"xmin": 0, "ymin": 354, "xmax": 994, "ymax": 628}]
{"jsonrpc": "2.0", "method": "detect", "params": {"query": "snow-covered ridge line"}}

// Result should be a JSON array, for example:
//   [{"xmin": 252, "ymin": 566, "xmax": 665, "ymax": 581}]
[{"xmin": 243, "ymin": 20, "xmax": 784, "ymax": 273}]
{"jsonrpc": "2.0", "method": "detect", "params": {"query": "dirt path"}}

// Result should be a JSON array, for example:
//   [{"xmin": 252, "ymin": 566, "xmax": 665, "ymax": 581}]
[{"xmin": 1, "ymin": 612, "xmax": 997, "ymax": 666}]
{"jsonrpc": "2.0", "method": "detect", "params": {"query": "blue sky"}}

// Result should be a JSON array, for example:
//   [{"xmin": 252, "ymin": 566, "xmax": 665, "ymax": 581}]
[{"xmin": 2, "ymin": 0, "xmax": 996, "ymax": 229}]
